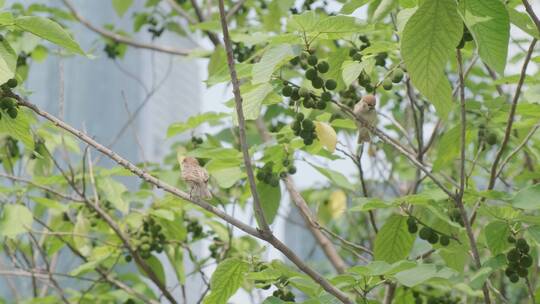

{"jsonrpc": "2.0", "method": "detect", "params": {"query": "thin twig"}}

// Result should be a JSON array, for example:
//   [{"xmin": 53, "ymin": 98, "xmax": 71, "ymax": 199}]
[
  {"xmin": 217, "ymin": 0, "xmax": 271, "ymax": 234},
  {"xmin": 496, "ymin": 123, "xmax": 540, "ymax": 179}
]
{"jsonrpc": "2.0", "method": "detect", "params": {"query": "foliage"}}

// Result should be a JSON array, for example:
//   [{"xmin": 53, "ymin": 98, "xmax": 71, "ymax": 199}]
[{"xmin": 0, "ymin": 0, "xmax": 539, "ymax": 303}]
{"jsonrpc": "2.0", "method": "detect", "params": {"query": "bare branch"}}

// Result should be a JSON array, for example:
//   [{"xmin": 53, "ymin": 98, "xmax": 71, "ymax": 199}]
[
  {"xmin": 522, "ymin": 0, "xmax": 540, "ymax": 35},
  {"xmin": 217, "ymin": 0, "xmax": 271, "ymax": 234}
]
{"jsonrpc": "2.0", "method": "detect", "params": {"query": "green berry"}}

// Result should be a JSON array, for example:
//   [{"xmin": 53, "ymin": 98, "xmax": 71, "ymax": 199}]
[
  {"xmin": 7, "ymin": 107, "xmax": 17, "ymax": 119},
  {"xmin": 316, "ymin": 101, "xmax": 326, "ymax": 110},
  {"xmin": 349, "ymin": 48, "xmax": 357, "ymax": 57},
  {"xmin": 125, "ymin": 255, "xmax": 132, "ymax": 262},
  {"xmin": 406, "ymin": 216, "xmax": 416, "ymax": 226},
  {"xmin": 312, "ymin": 77, "xmax": 324, "ymax": 89},
  {"xmin": 302, "ymin": 119, "xmax": 314, "ymax": 130},
  {"xmin": 296, "ymin": 112, "xmax": 305, "ymax": 121},
  {"xmin": 408, "ymin": 223, "xmax": 418, "ymax": 234},
  {"xmin": 6, "ymin": 78, "xmax": 17, "ymax": 88},
  {"xmin": 291, "ymin": 88, "xmax": 300, "ymax": 100},
  {"xmin": 279, "ymin": 171, "xmax": 287, "ymax": 178},
  {"xmin": 392, "ymin": 68, "xmax": 404, "ymax": 83},
  {"xmin": 307, "ymin": 55, "xmax": 318, "ymax": 66},
  {"xmin": 282, "ymin": 159, "xmax": 290, "ymax": 166},
  {"xmin": 509, "ymin": 274, "xmax": 519, "ymax": 283},
  {"xmin": 317, "ymin": 61, "xmax": 329, "ymax": 73},
  {"xmin": 517, "ymin": 267, "xmax": 528, "ymax": 278},
  {"xmin": 352, "ymin": 53, "xmax": 362, "ymax": 61},
  {"xmin": 440, "ymin": 235, "xmax": 450, "ymax": 246},
  {"xmin": 382, "ymin": 79, "xmax": 393, "ymax": 90},
  {"xmin": 419, "ymin": 227, "xmax": 432, "ymax": 240},
  {"xmin": 507, "ymin": 236, "xmax": 516, "ymax": 243},
  {"xmin": 290, "ymin": 56, "xmax": 300, "ymax": 65},
  {"xmin": 321, "ymin": 91, "xmax": 332, "ymax": 101},
  {"xmin": 517, "ymin": 239, "xmax": 530, "ymax": 253},
  {"xmin": 505, "ymin": 267, "xmax": 515, "ymax": 277},
  {"xmin": 288, "ymin": 165, "xmax": 297, "ymax": 174},
  {"xmin": 298, "ymin": 87, "xmax": 310, "ymax": 98},
  {"xmin": 507, "ymin": 248, "xmax": 521, "ymax": 262},
  {"xmin": 325, "ymin": 79, "xmax": 337, "ymax": 90},
  {"xmin": 486, "ymin": 132, "xmax": 497, "ymax": 145},
  {"xmin": 282, "ymin": 85, "xmax": 293, "ymax": 97},
  {"xmin": 303, "ymin": 137, "xmax": 314, "ymax": 145},
  {"xmin": 520, "ymin": 255, "xmax": 533, "ymax": 268},
  {"xmin": 427, "ymin": 233, "xmax": 439, "ymax": 244},
  {"xmin": 306, "ymin": 68, "xmax": 317, "ymax": 80}
]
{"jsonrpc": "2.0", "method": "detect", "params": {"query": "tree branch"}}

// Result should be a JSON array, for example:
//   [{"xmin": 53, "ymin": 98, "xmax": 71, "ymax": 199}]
[
  {"xmin": 14, "ymin": 96, "xmax": 353, "ymax": 304},
  {"xmin": 522, "ymin": 0, "xmax": 540, "ymax": 34},
  {"xmin": 217, "ymin": 0, "xmax": 271, "ymax": 234},
  {"xmin": 61, "ymin": 0, "xmax": 193, "ymax": 56}
]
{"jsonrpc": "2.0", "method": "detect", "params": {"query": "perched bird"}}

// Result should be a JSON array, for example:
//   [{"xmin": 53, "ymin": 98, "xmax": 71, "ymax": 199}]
[
  {"xmin": 353, "ymin": 94, "xmax": 377, "ymax": 143},
  {"xmin": 180, "ymin": 156, "xmax": 212, "ymax": 199}
]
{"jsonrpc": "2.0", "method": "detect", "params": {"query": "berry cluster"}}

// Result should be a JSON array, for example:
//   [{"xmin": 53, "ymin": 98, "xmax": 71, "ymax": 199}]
[
  {"xmin": 0, "ymin": 80, "xmax": 19, "ymax": 120},
  {"xmin": 127, "ymin": 216, "xmax": 166, "ymax": 261},
  {"xmin": 256, "ymin": 158, "xmax": 296, "ymax": 187},
  {"xmin": 505, "ymin": 237, "xmax": 533, "ymax": 283},
  {"xmin": 272, "ymin": 288, "xmax": 295, "ymax": 302},
  {"xmin": 457, "ymin": 26, "xmax": 474, "ymax": 49},
  {"xmin": 146, "ymin": 17, "xmax": 165, "ymax": 39},
  {"xmin": 477, "ymin": 124, "xmax": 497, "ymax": 147},
  {"xmin": 233, "ymin": 42, "xmax": 255, "ymax": 63},
  {"xmin": 191, "ymin": 136, "xmax": 204, "ymax": 145},
  {"xmin": 407, "ymin": 217, "xmax": 450, "ymax": 246},
  {"xmin": 186, "ymin": 217, "xmax": 205, "ymax": 240},
  {"xmin": 291, "ymin": 113, "xmax": 317, "ymax": 145},
  {"xmin": 104, "ymin": 41, "xmax": 124, "ymax": 59}
]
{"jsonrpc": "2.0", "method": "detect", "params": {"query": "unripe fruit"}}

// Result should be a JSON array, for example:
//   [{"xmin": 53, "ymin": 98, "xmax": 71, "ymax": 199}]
[
  {"xmin": 349, "ymin": 49, "xmax": 357, "ymax": 57},
  {"xmin": 509, "ymin": 274, "xmax": 519, "ymax": 283},
  {"xmin": 7, "ymin": 107, "xmax": 17, "ymax": 119},
  {"xmin": 288, "ymin": 165, "xmax": 297, "ymax": 174},
  {"xmin": 382, "ymin": 79, "xmax": 393, "ymax": 90},
  {"xmin": 290, "ymin": 56, "xmax": 300, "ymax": 65},
  {"xmin": 312, "ymin": 77, "xmax": 324, "ymax": 89},
  {"xmin": 352, "ymin": 53, "xmax": 362, "ymax": 61},
  {"xmin": 316, "ymin": 101, "xmax": 326, "ymax": 109},
  {"xmin": 321, "ymin": 91, "xmax": 332, "ymax": 101},
  {"xmin": 507, "ymin": 236, "xmax": 516, "ymax": 243},
  {"xmin": 517, "ymin": 239, "xmax": 530, "ymax": 253},
  {"xmin": 298, "ymin": 87, "xmax": 310, "ymax": 98},
  {"xmin": 6, "ymin": 78, "xmax": 17, "ymax": 88},
  {"xmin": 325, "ymin": 79, "xmax": 337, "ymax": 90},
  {"xmin": 296, "ymin": 113, "xmax": 304, "ymax": 121},
  {"xmin": 486, "ymin": 132, "xmax": 497, "ymax": 145},
  {"xmin": 440, "ymin": 235, "xmax": 450, "ymax": 246},
  {"xmin": 408, "ymin": 223, "xmax": 418, "ymax": 234},
  {"xmin": 291, "ymin": 88, "xmax": 300, "ymax": 100},
  {"xmin": 307, "ymin": 55, "xmax": 318, "ymax": 66},
  {"xmin": 419, "ymin": 227, "xmax": 432, "ymax": 240},
  {"xmin": 520, "ymin": 255, "xmax": 533, "ymax": 268},
  {"xmin": 392, "ymin": 68, "xmax": 404, "ymax": 83},
  {"xmin": 302, "ymin": 119, "xmax": 314, "ymax": 130},
  {"xmin": 306, "ymin": 68, "xmax": 317, "ymax": 80},
  {"xmin": 282, "ymin": 86, "xmax": 293, "ymax": 97},
  {"xmin": 406, "ymin": 216, "xmax": 415, "ymax": 226},
  {"xmin": 428, "ymin": 233, "xmax": 439, "ymax": 244},
  {"xmin": 517, "ymin": 267, "xmax": 528, "ymax": 278},
  {"xmin": 317, "ymin": 61, "xmax": 329, "ymax": 73},
  {"xmin": 507, "ymin": 248, "xmax": 521, "ymax": 262},
  {"xmin": 505, "ymin": 267, "xmax": 515, "ymax": 277}
]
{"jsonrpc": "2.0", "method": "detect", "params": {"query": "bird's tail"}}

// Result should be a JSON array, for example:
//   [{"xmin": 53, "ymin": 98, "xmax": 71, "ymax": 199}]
[{"xmin": 358, "ymin": 128, "xmax": 370, "ymax": 143}]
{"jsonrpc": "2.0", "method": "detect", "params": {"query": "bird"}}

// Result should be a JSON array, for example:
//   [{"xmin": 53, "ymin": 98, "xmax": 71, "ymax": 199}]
[
  {"xmin": 353, "ymin": 94, "xmax": 377, "ymax": 143},
  {"xmin": 180, "ymin": 156, "xmax": 212, "ymax": 199}
]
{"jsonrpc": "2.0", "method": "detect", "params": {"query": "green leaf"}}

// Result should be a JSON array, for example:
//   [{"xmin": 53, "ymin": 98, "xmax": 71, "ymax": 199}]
[
  {"xmin": 469, "ymin": 267, "xmax": 493, "ymax": 290},
  {"xmin": 393, "ymin": 264, "xmax": 457, "ymax": 287},
  {"xmin": 374, "ymin": 214, "xmax": 415, "ymax": 263},
  {"xmin": 401, "ymin": 0, "xmax": 462, "ymax": 118},
  {"xmin": 167, "ymin": 112, "xmax": 227, "ymax": 137},
  {"xmin": 97, "ymin": 177, "xmax": 129, "ymax": 214},
  {"xmin": 459, "ymin": 0, "xmax": 509, "ymax": 74},
  {"xmin": 73, "ymin": 211, "xmax": 91, "ymax": 256},
  {"xmin": 203, "ymin": 258, "xmax": 249, "ymax": 304},
  {"xmin": 112, "ymin": 0, "xmax": 133, "ymax": 17},
  {"xmin": 372, "ymin": 0, "xmax": 397, "ymax": 22},
  {"xmin": 136, "ymin": 255, "xmax": 166, "ymax": 286},
  {"xmin": 205, "ymin": 158, "xmax": 245, "ymax": 188},
  {"xmin": 508, "ymin": 8, "xmax": 540, "ymax": 39},
  {"xmin": 484, "ymin": 221, "xmax": 511, "ymax": 255},
  {"xmin": 233, "ymin": 83, "xmax": 274, "ymax": 123},
  {"xmin": 0, "ymin": 204, "xmax": 33, "ymax": 238},
  {"xmin": 0, "ymin": 12, "xmax": 14, "ymax": 26},
  {"xmin": 341, "ymin": 0, "xmax": 372, "ymax": 14},
  {"xmin": 15, "ymin": 16, "xmax": 84, "ymax": 55},
  {"xmin": 0, "ymin": 38, "xmax": 16, "ymax": 86},
  {"xmin": 512, "ymin": 184, "xmax": 540, "ymax": 210},
  {"xmin": 256, "ymin": 182, "xmax": 281, "ymax": 225},
  {"xmin": 252, "ymin": 44, "xmax": 296, "ymax": 84},
  {"xmin": 0, "ymin": 108, "xmax": 35, "ymax": 151},
  {"xmin": 309, "ymin": 163, "xmax": 355, "ymax": 191}
]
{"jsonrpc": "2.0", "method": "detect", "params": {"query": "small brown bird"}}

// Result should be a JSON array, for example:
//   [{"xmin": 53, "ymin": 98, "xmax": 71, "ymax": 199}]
[
  {"xmin": 180, "ymin": 157, "xmax": 212, "ymax": 199},
  {"xmin": 353, "ymin": 94, "xmax": 378, "ymax": 143}
]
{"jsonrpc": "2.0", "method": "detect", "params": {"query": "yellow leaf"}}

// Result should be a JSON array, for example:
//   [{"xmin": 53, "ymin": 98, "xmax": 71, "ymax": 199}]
[
  {"xmin": 314, "ymin": 121, "xmax": 337, "ymax": 153},
  {"xmin": 328, "ymin": 190, "xmax": 347, "ymax": 220}
]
